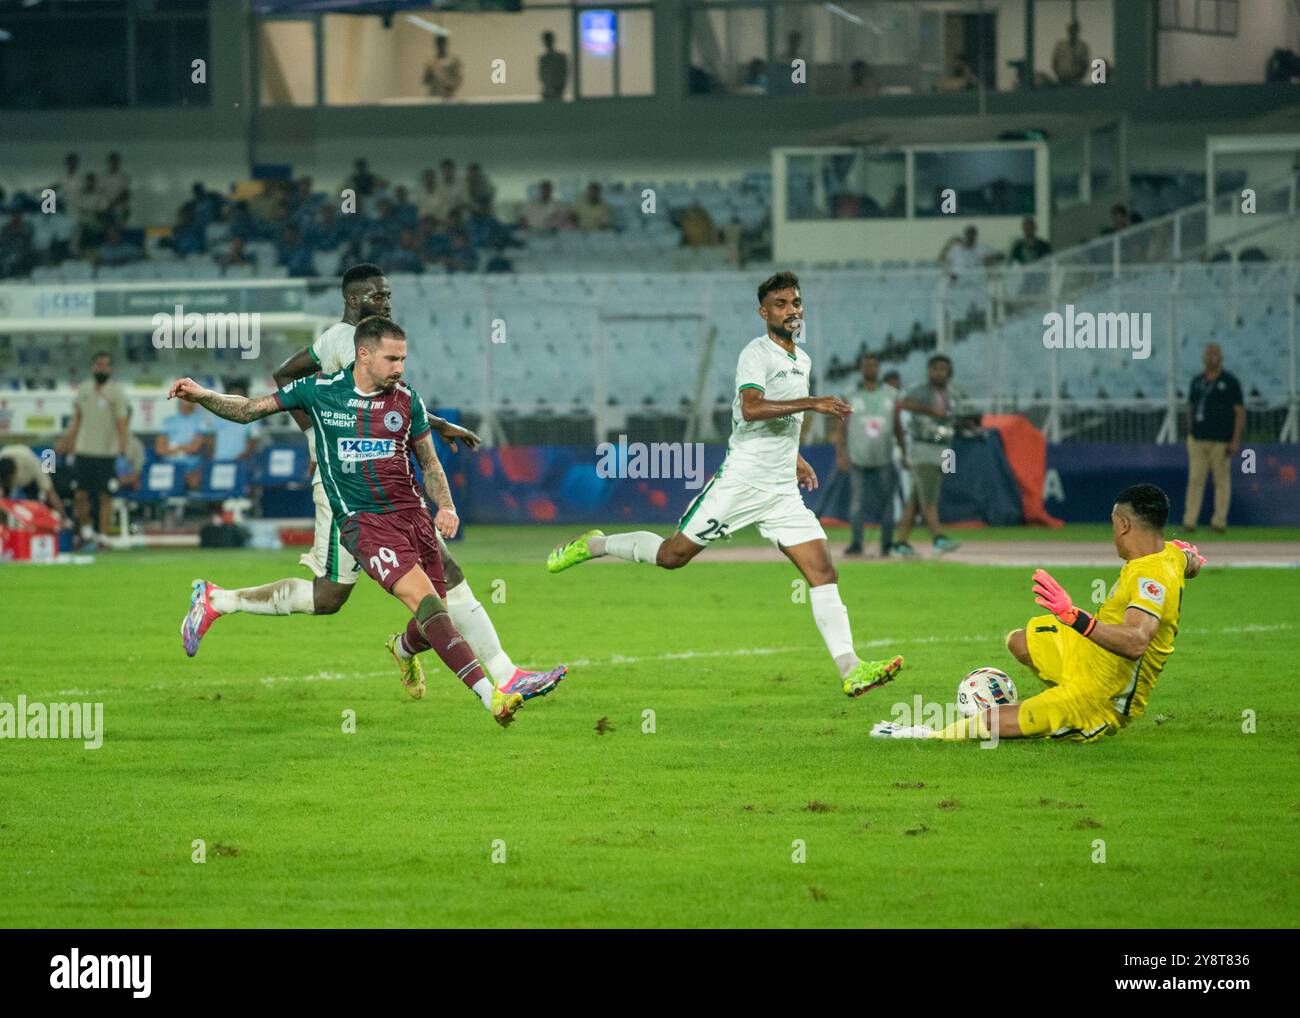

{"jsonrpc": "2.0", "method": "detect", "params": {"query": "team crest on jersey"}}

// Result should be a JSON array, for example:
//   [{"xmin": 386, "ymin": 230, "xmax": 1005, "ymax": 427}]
[
  {"xmin": 384, "ymin": 410, "xmax": 403, "ymax": 433},
  {"xmin": 1138, "ymin": 578, "xmax": 1166, "ymax": 604},
  {"xmin": 337, "ymin": 437, "xmax": 395, "ymax": 461}
]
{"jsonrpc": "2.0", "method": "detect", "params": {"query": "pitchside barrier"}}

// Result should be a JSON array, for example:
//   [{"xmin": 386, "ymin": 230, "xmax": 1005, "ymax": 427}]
[{"xmin": 455, "ymin": 437, "xmax": 1299, "ymax": 529}]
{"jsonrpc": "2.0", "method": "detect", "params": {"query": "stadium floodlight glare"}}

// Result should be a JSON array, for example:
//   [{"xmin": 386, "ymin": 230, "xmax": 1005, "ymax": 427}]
[
  {"xmin": 405, "ymin": 15, "xmax": 449, "ymax": 37},
  {"xmin": 822, "ymin": 3, "xmax": 865, "ymax": 28}
]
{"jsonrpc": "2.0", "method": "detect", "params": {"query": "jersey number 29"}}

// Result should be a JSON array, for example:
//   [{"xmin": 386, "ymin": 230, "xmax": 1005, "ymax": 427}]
[{"xmin": 369, "ymin": 546, "xmax": 400, "ymax": 581}]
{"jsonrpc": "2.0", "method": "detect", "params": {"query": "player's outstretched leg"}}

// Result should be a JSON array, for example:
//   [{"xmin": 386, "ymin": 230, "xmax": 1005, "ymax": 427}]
[
  {"xmin": 386, "ymin": 633, "xmax": 426, "ymax": 700},
  {"xmin": 547, "ymin": 529, "xmax": 607, "ymax": 572},
  {"xmin": 843, "ymin": 655, "xmax": 905, "ymax": 698},
  {"xmin": 180, "ymin": 576, "xmax": 321, "ymax": 657},
  {"xmin": 549, "ymin": 530, "xmax": 703, "ymax": 573},
  {"xmin": 440, "ymin": 539, "xmax": 566, "ymax": 699},
  {"xmin": 781, "ymin": 538, "xmax": 905, "ymax": 697},
  {"xmin": 391, "ymin": 568, "xmax": 522, "ymax": 727}
]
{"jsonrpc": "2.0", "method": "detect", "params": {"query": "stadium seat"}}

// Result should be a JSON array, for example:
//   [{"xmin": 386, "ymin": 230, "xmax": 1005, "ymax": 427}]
[
  {"xmin": 257, "ymin": 445, "xmax": 310, "ymax": 488},
  {"xmin": 194, "ymin": 459, "xmax": 253, "ymax": 522}
]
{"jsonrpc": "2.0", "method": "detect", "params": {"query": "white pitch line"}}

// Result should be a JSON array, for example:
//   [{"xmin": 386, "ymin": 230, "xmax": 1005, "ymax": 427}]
[{"xmin": 16, "ymin": 624, "xmax": 1293, "ymax": 700}]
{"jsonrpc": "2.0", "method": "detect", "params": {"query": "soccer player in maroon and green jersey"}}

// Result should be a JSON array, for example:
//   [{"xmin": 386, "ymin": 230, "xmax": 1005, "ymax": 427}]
[{"xmin": 167, "ymin": 316, "xmax": 533, "ymax": 727}]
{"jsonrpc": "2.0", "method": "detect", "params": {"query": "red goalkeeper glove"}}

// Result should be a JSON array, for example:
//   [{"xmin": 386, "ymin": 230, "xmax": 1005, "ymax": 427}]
[
  {"xmin": 1171, "ymin": 539, "xmax": 1206, "ymax": 570},
  {"xmin": 1032, "ymin": 568, "xmax": 1096, "ymax": 637}
]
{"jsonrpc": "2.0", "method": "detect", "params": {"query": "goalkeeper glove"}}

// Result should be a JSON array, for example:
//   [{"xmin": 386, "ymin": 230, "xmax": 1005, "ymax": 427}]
[
  {"xmin": 1171, "ymin": 539, "xmax": 1207, "ymax": 571},
  {"xmin": 1032, "ymin": 568, "xmax": 1096, "ymax": 637}
]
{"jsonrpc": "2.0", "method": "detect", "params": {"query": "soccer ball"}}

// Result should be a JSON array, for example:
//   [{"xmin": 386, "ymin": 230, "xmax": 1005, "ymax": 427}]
[{"xmin": 956, "ymin": 667, "xmax": 1019, "ymax": 717}]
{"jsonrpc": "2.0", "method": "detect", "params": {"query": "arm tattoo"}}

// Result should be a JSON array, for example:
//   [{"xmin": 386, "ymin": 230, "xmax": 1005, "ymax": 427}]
[
  {"xmin": 413, "ymin": 435, "xmax": 454, "ymax": 509},
  {"xmin": 195, "ymin": 391, "xmax": 281, "ymax": 424}
]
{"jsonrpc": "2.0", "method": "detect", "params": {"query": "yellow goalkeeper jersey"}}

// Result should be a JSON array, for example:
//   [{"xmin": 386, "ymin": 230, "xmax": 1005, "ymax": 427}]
[{"xmin": 1075, "ymin": 542, "xmax": 1188, "ymax": 724}]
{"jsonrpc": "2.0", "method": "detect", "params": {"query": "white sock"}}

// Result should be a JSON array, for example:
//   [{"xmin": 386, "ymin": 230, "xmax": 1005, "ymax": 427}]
[
  {"xmin": 602, "ymin": 531, "xmax": 664, "ymax": 565},
  {"xmin": 445, "ymin": 581, "xmax": 516, "ymax": 684},
  {"xmin": 471, "ymin": 677, "xmax": 495, "ymax": 709},
  {"xmin": 809, "ymin": 583, "xmax": 860, "ymax": 678},
  {"xmin": 395, "ymin": 634, "xmax": 415, "ymax": 660},
  {"xmin": 209, "ymin": 578, "xmax": 316, "ymax": 616}
]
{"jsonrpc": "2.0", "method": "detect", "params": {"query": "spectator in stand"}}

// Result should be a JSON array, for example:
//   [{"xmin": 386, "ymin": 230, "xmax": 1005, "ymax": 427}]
[
  {"xmin": 1009, "ymin": 216, "xmax": 1051, "ymax": 264},
  {"xmin": 415, "ymin": 168, "xmax": 441, "ymax": 221},
  {"xmin": 101, "ymin": 151, "xmax": 131, "ymax": 225},
  {"xmin": 517, "ymin": 179, "xmax": 569, "ymax": 231},
  {"xmin": 424, "ymin": 34, "xmax": 464, "ymax": 100},
  {"xmin": 156, "ymin": 398, "xmax": 210, "ymax": 491},
  {"xmin": 443, "ymin": 229, "xmax": 477, "ymax": 273},
  {"xmin": 276, "ymin": 224, "xmax": 316, "ymax": 277},
  {"xmin": 208, "ymin": 381, "xmax": 262, "ymax": 464},
  {"xmin": 363, "ymin": 198, "xmax": 401, "ymax": 261},
  {"xmin": 420, "ymin": 214, "xmax": 453, "ymax": 263},
  {"xmin": 75, "ymin": 172, "xmax": 113, "ymax": 252},
  {"xmin": 391, "ymin": 185, "xmax": 419, "ymax": 229},
  {"xmin": 846, "ymin": 59, "xmax": 881, "ymax": 97},
  {"xmin": 216, "ymin": 234, "xmax": 256, "ymax": 272},
  {"xmin": 539, "ymin": 31, "xmax": 569, "ymax": 100},
  {"xmin": 1183, "ymin": 342, "xmax": 1245, "ymax": 534},
  {"xmin": 678, "ymin": 204, "xmax": 718, "ymax": 248},
  {"xmin": 349, "ymin": 158, "xmax": 378, "ymax": 198},
  {"xmin": 168, "ymin": 203, "xmax": 206, "ymax": 256},
  {"xmin": 742, "ymin": 57, "xmax": 768, "ymax": 92},
  {"xmin": 184, "ymin": 182, "xmax": 223, "ymax": 230},
  {"xmin": 938, "ymin": 225, "xmax": 999, "ymax": 278},
  {"xmin": 306, "ymin": 204, "xmax": 349, "ymax": 251},
  {"xmin": 465, "ymin": 163, "xmax": 496, "ymax": 218},
  {"xmin": 937, "ymin": 53, "xmax": 979, "ymax": 92},
  {"xmin": 288, "ymin": 176, "xmax": 321, "ymax": 227},
  {"xmin": 1051, "ymin": 20, "xmax": 1091, "ymax": 85},
  {"xmin": 429, "ymin": 159, "xmax": 469, "ymax": 223},
  {"xmin": 247, "ymin": 179, "xmax": 288, "ymax": 232},
  {"xmin": 57, "ymin": 152, "xmax": 83, "ymax": 215},
  {"xmin": 0, "ymin": 211, "xmax": 35, "ymax": 279},
  {"xmin": 574, "ymin": 181, "xmax": 614, "ymax": 232},
  {"xmin": 1103, "ymin": 203, "xmax": 1142, "ymax": 236},
  {"xmin": 389, "ymin": 228, "xmax": 425, "ymax": 273},
  {"xmin": 225, "ymin": 200, "xmax": 256, "ymax": 241},
  {"xmin": 56, "ymin": 351, "xmax": 128, "ymax": 547},
  {"xmin": 94, "ymin": 226, "xmax": 142, "ymax": 268}
]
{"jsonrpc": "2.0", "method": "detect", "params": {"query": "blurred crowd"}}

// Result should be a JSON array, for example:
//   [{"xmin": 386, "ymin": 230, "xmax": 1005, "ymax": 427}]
[{"xmin": 0, "ymin": 150, "xmax": 733, "ymax": 281}]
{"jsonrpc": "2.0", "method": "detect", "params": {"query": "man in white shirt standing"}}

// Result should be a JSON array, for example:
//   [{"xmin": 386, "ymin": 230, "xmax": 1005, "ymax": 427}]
[
  {"xmin": 180, "ymin": 263, "xmax": 567, "ymax": 703},
  {"xmin": 547, "ymin": 272, "xmax": 905, "ymax": 699},
  {"xmin": 939, "ymin": 224, "xmax": 998, "ymax": 279}
]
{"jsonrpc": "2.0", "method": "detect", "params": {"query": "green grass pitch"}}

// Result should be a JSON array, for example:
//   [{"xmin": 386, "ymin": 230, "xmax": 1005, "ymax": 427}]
[{"xmin": 1, "ymin": 525, "xmax": 1297, "ymax": 928}]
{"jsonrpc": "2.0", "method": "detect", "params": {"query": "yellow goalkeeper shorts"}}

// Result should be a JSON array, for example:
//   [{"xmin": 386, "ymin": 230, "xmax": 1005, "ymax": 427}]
[{"xmin": 1020, "ymin": 613, "xmax": 1120, "ymax": 742}]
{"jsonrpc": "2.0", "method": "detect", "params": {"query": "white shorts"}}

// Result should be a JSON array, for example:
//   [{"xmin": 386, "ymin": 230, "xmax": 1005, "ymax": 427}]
[
  {"xmin": 299, "ymin": 479, "xmax": 361, "ymax": 585},
  {"xmin": 678, "ymin": 470, "xmax": 826, "ymax": 549}
]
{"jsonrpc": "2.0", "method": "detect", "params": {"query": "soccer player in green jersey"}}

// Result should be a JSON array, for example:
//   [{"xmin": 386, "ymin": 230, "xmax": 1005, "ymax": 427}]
[
  {"xmin": 181, "ymin": 264, "xmax": 565, "ymax": 705},
  {"xmin": 169, "ymin": 316, "xmax": 540, "ymax": 727}
]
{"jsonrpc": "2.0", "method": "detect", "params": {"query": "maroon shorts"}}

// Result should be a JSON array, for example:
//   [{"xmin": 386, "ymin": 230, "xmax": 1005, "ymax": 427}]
[{"xmin": 338, "ymin": 507, "xmax": 446, "ymax": 596}]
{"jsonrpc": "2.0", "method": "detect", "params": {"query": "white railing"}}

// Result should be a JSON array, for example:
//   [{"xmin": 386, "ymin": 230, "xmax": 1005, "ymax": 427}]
[{"xmin": 1047, "ymin": 172, "xmax": 1299, "ymax": 275}]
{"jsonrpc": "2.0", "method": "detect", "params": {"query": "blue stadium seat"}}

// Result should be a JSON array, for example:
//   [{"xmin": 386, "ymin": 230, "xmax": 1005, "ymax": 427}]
[
  {"xmin": 194, "ymin": 460, "xmax": 249, "ymax": 503},
  {"xmin": 130, "ymin": 458, "xmax": 187, "ymax": 504},
  {"xmin": 258, "ymin": 445, "xmax": 310, "ymax": 488}
]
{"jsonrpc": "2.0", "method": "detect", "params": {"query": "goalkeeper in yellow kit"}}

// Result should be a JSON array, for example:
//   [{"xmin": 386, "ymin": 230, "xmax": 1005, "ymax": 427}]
[{"xmin": 872, "ymin": 484, "xmax": 1205, "ymax": 743}]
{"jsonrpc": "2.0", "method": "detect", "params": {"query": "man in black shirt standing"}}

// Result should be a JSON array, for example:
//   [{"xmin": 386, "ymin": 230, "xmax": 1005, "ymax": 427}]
[{"xmin": 1183, "ymin": 342, "xmax": 1244, "ymax": 533}]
